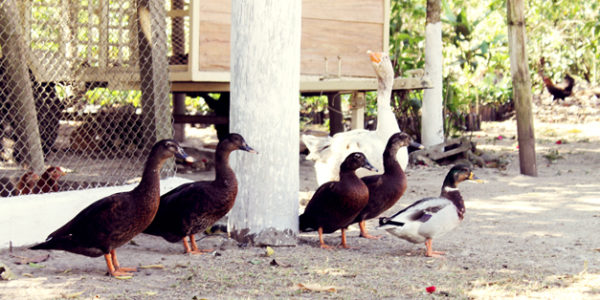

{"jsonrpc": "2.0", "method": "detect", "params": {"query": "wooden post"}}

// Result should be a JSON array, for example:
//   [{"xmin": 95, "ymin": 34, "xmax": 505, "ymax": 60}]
[
  {"xmin": 172, "ymin": 93, "xmax": 186, "ymax": 142},
  {"xmin": 0, "ymin": 0, "xmax": 45, "ymax": 172},
  {"xmin": 228, "ymin": 0, "xmax": 301, "ymax": 246},
  {"xmin": 171, "ymin": 0, "xmax": 186, "ymax": 142},
  {"xmin": 327, "ymin": 92, "xmax": 344, "ymax": 136},
  {"xmin": 350, "ymin": 91, "xmax": 365, "ymax": 130},
  {"xmin": 507, "ymin": 0, "xmax": 537, "ymax": 176},
  {"xmin": 137, "ymin": 0, "xmax": 173, "ymax": 144}
]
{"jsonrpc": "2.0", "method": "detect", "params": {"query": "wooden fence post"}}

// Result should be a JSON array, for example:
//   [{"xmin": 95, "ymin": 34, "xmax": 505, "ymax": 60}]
[{"xmin": 507, "ymin": 0, "xmax": 537, "ymax": 176}]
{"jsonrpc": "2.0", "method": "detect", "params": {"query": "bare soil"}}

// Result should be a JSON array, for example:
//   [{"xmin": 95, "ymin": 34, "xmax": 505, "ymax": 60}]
[{"xmin": 1, "ymin": 112, "xmax": 599, "ymax": 299}]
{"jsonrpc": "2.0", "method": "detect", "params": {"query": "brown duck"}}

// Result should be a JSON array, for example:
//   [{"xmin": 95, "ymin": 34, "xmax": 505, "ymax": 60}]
[
  {"xmin": 354, "ymin": 132, "xmax": 422, "ymax": 239},
  {"xmin": 300, "ymin": 152, "xmax": 377, "ymax": 249},
  {"xmin": 30, "ymin": 139, "xmax": 193, "ymax": 277},
  {"xmin": 144, "ymin": 133, "xmax": 256, "ymax": 254}
]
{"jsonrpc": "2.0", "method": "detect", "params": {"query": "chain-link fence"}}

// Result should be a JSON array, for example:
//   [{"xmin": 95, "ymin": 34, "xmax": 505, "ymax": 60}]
[{"xmin": 0, "ymin": 0, "xmax": 184, "ymax": 197}]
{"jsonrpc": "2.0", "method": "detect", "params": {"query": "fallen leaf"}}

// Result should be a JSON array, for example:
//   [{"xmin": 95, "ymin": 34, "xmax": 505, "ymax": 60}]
[
  {"xmin": 144, "ymin": 291, "xmax": 157, "ymax": 296},
  {"xmin": 248, "ymin": 259, "xmax": 262, "ymax": 265},
  {"xmin": 114, "ymin": 275, "xmax": 133, "ymax": 280},
  {"xmin": 62, "ymin": 291, "xmax": 85, "ymax": 298},
  {"xmin": 22, "ymin": 273, "xmax": 34, "ymax": 278},
  {"xmin": 265, "ymin": 246, "xmax": 274, "ymax": 257},
  {"xmin": 297, "ymin": 283, "xmax": 338, "ymax": 292},
  {"xmin": 140, "ymin": 264, "xmax": 165, "ymax": 269},
  {"xmin": 27, "ymin": 262, "xmax": 45, "ymax": 268}
]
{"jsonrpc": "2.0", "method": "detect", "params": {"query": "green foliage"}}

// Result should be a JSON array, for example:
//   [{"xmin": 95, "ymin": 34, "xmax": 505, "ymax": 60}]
[
  {"xmin": 300, "ymin": 95, "xmax": 329, "ymax": 130},
  {"xmin": 527, "ymin": 0, "xmax": 600, "ymax": 83},
  {"xmin": 386, "ymin": 0, "xmax": 599, "ymax": 139},
  {"xmin": 389, "ymin": 0, "xmax": 426, "ymax": 74},
  {"xmin": 85, "ymin": 88, "xmax": 141, "ymax": 107}
]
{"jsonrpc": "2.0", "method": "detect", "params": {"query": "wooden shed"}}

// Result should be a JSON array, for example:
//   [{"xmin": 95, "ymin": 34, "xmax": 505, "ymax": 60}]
[
  {"xmin": 169, "ymin": 0, "xmax": 430, "ymax": 93},
  {"xmin": 18, "ymin": 0, "xmax": 429, "ymax": 93}
]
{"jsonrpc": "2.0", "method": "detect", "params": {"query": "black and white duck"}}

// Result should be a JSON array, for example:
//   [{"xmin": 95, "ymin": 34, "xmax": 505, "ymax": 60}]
[
  {"xmin": 143, "ymin": 133, "xmax": 256, "ymax": 254},
  {"xmin": 300, "ymin": 152, "xmax": 377, "ymax": 249},
  {"xmin": 379, "ymin": 164, "xmax": 479, "ymax": 257},
  {"xmin": 30, "ymin": 139, "xmax": 192, "ymax": 277},
  {"xmin": 354, "ymin": 132, "xmax": 422, "ymax": 239}
]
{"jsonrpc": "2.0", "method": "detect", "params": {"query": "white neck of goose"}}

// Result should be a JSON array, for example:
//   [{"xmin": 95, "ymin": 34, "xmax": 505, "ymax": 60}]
[{"xmin": 375, "ymin": 69, "xmax": 399, "ymax": 138}]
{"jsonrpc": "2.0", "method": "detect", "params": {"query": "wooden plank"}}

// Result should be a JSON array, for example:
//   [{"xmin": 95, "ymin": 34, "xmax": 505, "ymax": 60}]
[
  {"xmin": 302, "ymin": 0, "xmax": 384, "ymax": 24},
  {"xmin": 172, "ymin": 114, "xmax": 229, "ymax": 124},
  {"xmin": 412, "ymin": 137, "xmax": 470, "ymax": 161},
  {"xmin": 170, "ymin": 75, "xmax": 431, "ymax": 93},
  {"xmin": 189, "ymin": 0, "xmax": 386, "ymax": 77},
  {"xmin": 301, "ymin": 19, "xmax": 384, "ymax": 77}
]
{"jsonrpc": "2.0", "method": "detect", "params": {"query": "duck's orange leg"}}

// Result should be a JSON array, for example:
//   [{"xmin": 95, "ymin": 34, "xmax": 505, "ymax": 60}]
[
  {"xmin": 110, "ymin": 249, "xmax": 137, "ymax": 273},
  {"xmin": 187, "ymin": 234, "xmax": 213, "ymax": 254},
  {"xmin": 358, "ymin": 221, "xmax": 381, "ymax": 239},
  {"xmin": 424, "ymin": 238, "xmax": 445, "ymax": 257},
  {"xmin": 339, "ymin": 228, "xmax": 351, "ymax": 249},
  {"xmin": 104, "ymin": 251, "xmax": 135, "ymax": 277},
  {"xmin": 318, "ymin": 227, "xmax": 332, "ymax": 249}
]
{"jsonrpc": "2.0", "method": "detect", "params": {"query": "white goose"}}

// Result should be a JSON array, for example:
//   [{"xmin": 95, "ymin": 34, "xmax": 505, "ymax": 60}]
[{"xmin": 303, "ymin": 51, "xmax": 408, "ymax": 185}]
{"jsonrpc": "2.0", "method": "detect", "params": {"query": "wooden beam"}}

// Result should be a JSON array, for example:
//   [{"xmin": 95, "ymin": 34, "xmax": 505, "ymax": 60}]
[
  {"xmin": 172, "ymin": 114, "xmax": 229, "ymax": 125},
  {"xmin": 507, "ymin": 0, "xmax": 537, "ymax": 176},
  {"xmin": 350, "ymin": 91, "xmax": 365, "ymax": 130},
  {"xmin": 171, "ymin": 76, "xmax": 432, "ymax": 93}
]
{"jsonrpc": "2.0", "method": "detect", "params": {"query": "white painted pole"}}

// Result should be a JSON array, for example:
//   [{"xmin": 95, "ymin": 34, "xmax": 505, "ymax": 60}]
[
  {"xmin": 228, "ymin": 0, "xmax": 302, "ymax": 246},
  {"xmin": 421, "ymin": 0, "xmax": 444, "ymax": 147}
]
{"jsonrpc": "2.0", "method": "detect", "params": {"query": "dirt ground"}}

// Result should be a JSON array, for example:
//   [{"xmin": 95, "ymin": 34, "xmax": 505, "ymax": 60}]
[{"xmin": 1, "ymin": 113, "xmax": 599, "ymax": 299}]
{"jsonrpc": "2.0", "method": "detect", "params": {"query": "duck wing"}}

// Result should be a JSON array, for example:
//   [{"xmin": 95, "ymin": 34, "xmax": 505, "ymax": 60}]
[
  {"xmin": 32, "ymin": 192, "xmax": 133, "ymax": 257},
  {"xmin": 380, "ymin": 197, "xmax": 452, "ymax": 227},
  {"xmin": 299, "ymin": 182, "xmax": 337, "ymax": 232},
  {"xmin": 145, "ymin": 181, "xmax": 232, "ymax": 241}
]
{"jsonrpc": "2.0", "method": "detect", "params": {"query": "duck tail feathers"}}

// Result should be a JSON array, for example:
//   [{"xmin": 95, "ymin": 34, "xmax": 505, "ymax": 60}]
[
  {"xmin": 299, "ymin": 214, "xmax": 315, "ymax": 232},
  {"xmin": 378, "ymin": 216, "xmax": 404, "ymax": 229}
]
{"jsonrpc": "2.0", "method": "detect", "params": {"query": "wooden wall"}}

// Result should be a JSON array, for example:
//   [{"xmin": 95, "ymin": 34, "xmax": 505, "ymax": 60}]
[{"xmin": 195, "ymin": 0, "xmax": 386, "ymax": 77}]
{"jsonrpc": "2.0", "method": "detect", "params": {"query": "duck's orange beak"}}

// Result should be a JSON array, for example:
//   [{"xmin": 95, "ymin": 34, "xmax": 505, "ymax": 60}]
[{"xmin": 367, "ymin": 50, "xmax": 382, "ymax": 63}]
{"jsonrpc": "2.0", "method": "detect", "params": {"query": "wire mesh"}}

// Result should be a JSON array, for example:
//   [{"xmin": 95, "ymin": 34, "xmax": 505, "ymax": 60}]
[{"xmin": 0, "ymin": 0, "xmax": 178, "ymax": 197}]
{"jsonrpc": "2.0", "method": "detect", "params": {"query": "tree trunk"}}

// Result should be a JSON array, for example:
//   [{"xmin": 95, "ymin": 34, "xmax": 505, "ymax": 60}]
[
  {"xmin": 0, "ymin": 0, "xmax": 45, "ymax": 172},
  {"xmin": 421, "ymin": 0, "xmax": 444, "ymax": 147},
  {"xmin": 228, "ymin": 0, "xmax": 301, "ymax": 246},
  {"xmin": 507, "ymin": 0, "xmax": 537, "ymax": 176}
]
